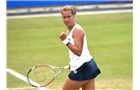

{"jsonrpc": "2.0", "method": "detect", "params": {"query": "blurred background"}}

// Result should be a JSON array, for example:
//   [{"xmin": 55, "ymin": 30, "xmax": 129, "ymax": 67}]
[{"xmin": 7, "ymin": 0, "xmax": 133, "ymax": 17}]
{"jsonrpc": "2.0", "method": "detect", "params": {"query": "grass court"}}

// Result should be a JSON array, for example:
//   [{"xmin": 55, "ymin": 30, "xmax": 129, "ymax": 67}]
[{"xmin": 6, "ymin": 12, "xmax": 132, "ymax": 90}]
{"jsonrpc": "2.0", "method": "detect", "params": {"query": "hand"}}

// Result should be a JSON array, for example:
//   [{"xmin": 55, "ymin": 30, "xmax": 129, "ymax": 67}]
[
  {"xmin": 59, "ymin": 32, "xmax": 67, "ymax": 41},
  {"xmin": 64, "ymin": 64, "xmax": 70, "ymax": 70}
]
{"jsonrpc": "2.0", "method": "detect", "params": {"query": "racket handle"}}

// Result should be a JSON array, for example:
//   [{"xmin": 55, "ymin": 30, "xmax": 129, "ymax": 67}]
[{"xmin": 64, "ymin": 65, "xmax": 70, "ymax": 69}]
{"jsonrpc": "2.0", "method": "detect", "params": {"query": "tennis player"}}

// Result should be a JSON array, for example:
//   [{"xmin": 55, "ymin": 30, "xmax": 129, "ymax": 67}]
[{"xmin": 59, "ymin": 5, "xmax": 101, "ymax": 90}]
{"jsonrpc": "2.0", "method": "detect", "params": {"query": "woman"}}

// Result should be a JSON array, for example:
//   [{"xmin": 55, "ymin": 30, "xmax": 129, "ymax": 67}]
[{"xmin": 59, "ymin": 5, "xmax": 101, "ymax": 90}]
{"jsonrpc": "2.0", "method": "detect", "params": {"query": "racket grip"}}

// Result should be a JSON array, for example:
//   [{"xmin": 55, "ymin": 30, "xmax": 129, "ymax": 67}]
[{"xmin": 64, "ymin": 65, "xmax": 69, "ymax": 69}]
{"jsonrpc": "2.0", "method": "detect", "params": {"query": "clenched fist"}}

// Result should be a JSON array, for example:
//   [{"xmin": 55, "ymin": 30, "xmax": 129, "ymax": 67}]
[{"xmin": 59, "ymin": 32, "xmax": 67, "ymax": 41}]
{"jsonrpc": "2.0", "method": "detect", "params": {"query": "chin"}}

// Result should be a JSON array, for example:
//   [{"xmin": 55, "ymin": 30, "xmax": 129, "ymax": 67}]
[
  {"xmin": 68, "ymin": 23, "xmax": 72, "ymax": 26},
  {"xmin": 65, "ymin": 24, "xmax": 70, "ymax": 27}
]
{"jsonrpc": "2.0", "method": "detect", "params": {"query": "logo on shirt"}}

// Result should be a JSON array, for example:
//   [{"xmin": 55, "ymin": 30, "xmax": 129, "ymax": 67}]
[{"xmin": 68, "ymin": 38, "xmax": 70, "ymax": 41}]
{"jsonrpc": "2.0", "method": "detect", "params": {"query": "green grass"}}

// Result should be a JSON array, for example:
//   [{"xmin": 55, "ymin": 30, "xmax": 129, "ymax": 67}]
[{"xmin": 6, "ymin": 12, "xmax": 133, "ymax": 90}]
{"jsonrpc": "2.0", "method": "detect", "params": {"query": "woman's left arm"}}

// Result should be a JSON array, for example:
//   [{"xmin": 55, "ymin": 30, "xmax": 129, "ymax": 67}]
[{"xmin": 66, "ymin": 28, "xmax": 84, "ymax": 56}]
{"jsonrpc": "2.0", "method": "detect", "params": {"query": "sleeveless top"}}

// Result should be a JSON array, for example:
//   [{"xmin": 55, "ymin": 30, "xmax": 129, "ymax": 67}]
[{"xmin": 67, "ymin": 24, "xmax": 92, "ymax": 71}]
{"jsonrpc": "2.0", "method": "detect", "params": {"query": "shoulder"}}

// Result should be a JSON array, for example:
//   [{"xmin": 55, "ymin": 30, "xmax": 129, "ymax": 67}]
[
  {"xmin": 74, "ymin": 24, "xmax": 84, "ymax": 34},
  {"xmin": 75, "ymin": 24, "xmax": 83, "ymax": 30},
  {"xmin": 73, "ymin": 24, "xmax": 85, "ymax": 37}
]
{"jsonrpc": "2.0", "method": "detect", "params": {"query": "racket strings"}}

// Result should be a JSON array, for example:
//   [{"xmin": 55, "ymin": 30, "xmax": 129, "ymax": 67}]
[
  {"xmin": 33, "ymin": 70, "xmax": 46, "ymax": 83},
  {"xmin": 27, "ymin": 65, "xmax": 67, "ymax": 87},
  {"xmin": 28, "ymin": 66, "xmax": 55, "ymax": 87}
]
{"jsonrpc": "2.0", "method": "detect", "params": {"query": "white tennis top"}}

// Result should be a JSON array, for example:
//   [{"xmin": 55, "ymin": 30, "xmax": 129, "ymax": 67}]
[{"xmin": 67, "ymin": 24, "xmax": 92, "ymax": 71}]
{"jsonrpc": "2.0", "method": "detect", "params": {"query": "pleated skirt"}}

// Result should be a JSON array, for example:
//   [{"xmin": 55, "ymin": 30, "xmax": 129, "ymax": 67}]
[{"xmin": 68, "ymin": 58, "xmax": 101, "ymax": 81}]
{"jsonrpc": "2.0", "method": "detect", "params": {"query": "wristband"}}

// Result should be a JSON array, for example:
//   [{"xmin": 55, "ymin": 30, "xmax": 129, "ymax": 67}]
[{"xmin": 63, "ymin": 37, "xmax": 70, "ymax": 45}]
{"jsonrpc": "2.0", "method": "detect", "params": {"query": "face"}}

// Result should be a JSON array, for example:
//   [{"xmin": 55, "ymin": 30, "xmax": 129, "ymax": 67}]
[{"xmin": 61, "ymin": 10, "xmax": 75, "ymax": 27}]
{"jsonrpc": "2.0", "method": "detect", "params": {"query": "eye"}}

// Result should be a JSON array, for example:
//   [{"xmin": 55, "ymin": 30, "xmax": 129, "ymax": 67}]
[
  {"xmin": 63, "ymin": 16, "xmax": 66, "ymax": 19},
  {"xmin": 67, "ymin": 16, "xmax": 71, "ymax": 18}
]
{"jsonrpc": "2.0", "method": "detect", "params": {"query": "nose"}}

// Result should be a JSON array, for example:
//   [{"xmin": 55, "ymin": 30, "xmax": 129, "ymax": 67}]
[{"xmin": 65, "ymin": 17, "xmax": 68, "ymax": 21}]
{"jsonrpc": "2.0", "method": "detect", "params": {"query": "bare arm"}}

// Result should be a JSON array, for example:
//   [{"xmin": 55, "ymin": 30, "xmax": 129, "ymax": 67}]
[
  {"xmin": 67, "ymin": 28, "xmax": 84, "ymax": 56},
  {"xmin": 59, "ymin": 27, "xmax": 84, "ymax": 56}
]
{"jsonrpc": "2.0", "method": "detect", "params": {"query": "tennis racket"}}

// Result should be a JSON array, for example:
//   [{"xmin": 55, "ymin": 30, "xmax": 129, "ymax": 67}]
[{"xmin": 27, "ymin": 64, "xmax": 69, "ymax": 88}]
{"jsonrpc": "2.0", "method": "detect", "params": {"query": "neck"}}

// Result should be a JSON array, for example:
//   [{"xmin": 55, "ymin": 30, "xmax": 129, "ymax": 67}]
[{"xmin": 68, "ymin": 23, "xmax": 76, "ymax": 31}]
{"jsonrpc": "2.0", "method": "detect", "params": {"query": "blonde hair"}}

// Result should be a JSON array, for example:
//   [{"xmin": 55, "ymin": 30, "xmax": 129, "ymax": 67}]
[{"xmin": 61, "ymin": 5, "xmax": 76, "ymax": 15}]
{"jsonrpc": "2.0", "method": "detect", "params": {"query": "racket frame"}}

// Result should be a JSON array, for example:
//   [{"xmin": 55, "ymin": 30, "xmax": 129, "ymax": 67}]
[{"xmin": 27, "ymin": 64, "xmax": 68, "ymax": 88}]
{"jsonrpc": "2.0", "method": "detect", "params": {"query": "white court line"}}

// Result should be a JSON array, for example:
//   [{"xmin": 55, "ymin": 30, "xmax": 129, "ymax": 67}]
[
  {"xmin": 6, "ymin": 68, "xmax": 48, "ymax": 90},
  {"xmin": 7, "ymin": 87, "xmax": 37, "ymax": 90}
]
